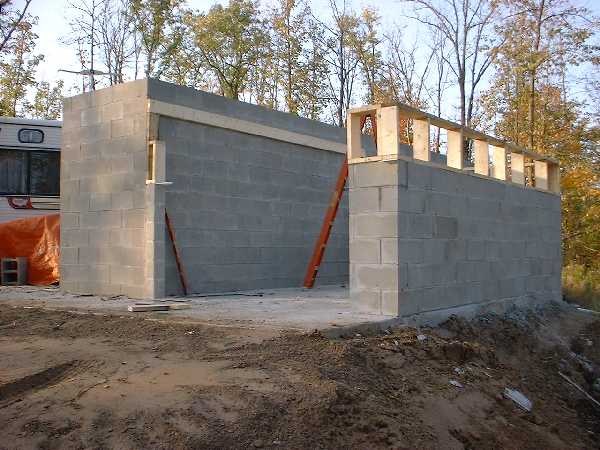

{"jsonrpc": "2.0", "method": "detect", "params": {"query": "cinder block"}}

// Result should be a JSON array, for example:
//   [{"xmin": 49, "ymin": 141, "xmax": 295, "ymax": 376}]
[
  {"xmin": 398, "ymin": 188, "xmax": 426, "ymax": 213},
  {"xmin": 61, "ymin": 213, "xmax": 80, "ymax": 229},
  {"xmin": 408, "ymin": 263, "xmax": 456, "ymax": 289},
  {"xmin": 433, "ymin": 216, "xmax": 458, "ymax": 239},
  {"xmin": 124, "ymin": 209, "xmax": 145, "ymax": 229},
  {"xmin": 80, "ymin": 108, "xmax": 102, "ymax": 127},
  {"xmin": 407, "ymin": 160, "xmax": 432, "ymax": 190},
  {"xmin": 381, "ymin": 290, "xmax": 400, "ymax": 315},
  {"xmin": 62, "ymin": 229, "xmax": 89, "ymax": 247},
  {"xmin": 351, "ymin": 288, "xmax": 381, "ymax": 314},
  {"xmin": 354, "ymin": 213, "xmax": 398, "ymax": 238},
  {"xmin": 60, "ymin": 247, "xmax": 79, "ymax": 265},
  {"xmin": 111, "ymin": 191, "xmax": 134, "ymax": 210},
  {"xmin": 467, "ymin": 240, "xmax": 486, "ymax": 261},
  {"xmin": 351, "ymin": 160, "xmax": 404, "ymax": 188},
  {"xmin": 89, "ymin": 193, "xmax": 111, "ymax": 211},
  {"xmin": 397, "ymin": 289, "xmax": 423, "ymax": 316},
  {"xmin": 355, "ymin": 264, "xmax": 398, "ymax": 290},
  {"xmin": 350, "ymin": 239, "xmax": 381, "ymax": 264},
  {"xmin": 397, "ymin": 239, "xmax": 424, "ymax": 264},
  {"xmin": 407, "ymin": 214, "xmax": 433, "ymax": 238},
  {"xmin": 381, "ymin": 238, "xmax": 399, "ymax": 264}
]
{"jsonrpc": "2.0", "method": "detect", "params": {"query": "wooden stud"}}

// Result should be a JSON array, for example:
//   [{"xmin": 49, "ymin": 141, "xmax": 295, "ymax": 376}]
[
  {"xmin": 534, "ymin": 160, "xmax": 549, "ymax": 190},
  {"xmin": 347, "ymin": 113, "xmax": 364, "ymax": 159},
  {"xmin": 376, "ymin": 106, "xmax": 400, "ymax": 157},
  {"xmin": 511, "ymin": 152, "xmax": 525, "ymax": 185},
  {"xmin": 412, "ymin": 118, "xmax": 431, "ymax": 161},
  {"xmin": 549, "ymin": 163, "xmax": 561, "ymax": 193},
  {"xmin": 447, "ymin": 129, "xmax": 464, "ymax": 169},
  {"xmin": 491, "ymin": 145, "xmax": 508, "ymax": 181},
  {"xmin": 474, "ymin": 139, "xmax": 489, "ymax": 176},
  {"xmin": 148, "ymin": 140, "xmax": 167, "ymax": 183}
]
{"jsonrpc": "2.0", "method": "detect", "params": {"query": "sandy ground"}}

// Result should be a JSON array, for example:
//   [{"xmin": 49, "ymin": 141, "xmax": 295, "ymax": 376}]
[
  {"xmin": 0, "ymin": 301, "xmax": 599, "ymax": 449},
  {"xmin": 0, "ymin": 285, "xmax": 393, "ymax": 332}
]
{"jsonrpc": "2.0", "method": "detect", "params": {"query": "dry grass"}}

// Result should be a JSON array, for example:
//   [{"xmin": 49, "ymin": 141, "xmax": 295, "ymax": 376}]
[{"xmin": 562, "ymin": 264, "xmax": 600, "ymax": 311}]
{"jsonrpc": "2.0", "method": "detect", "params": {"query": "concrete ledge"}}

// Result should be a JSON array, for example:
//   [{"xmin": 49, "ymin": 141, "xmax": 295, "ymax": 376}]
[
  {"xmin": 148, "ymin": 99, "xmax": 346, "ymax": 154},
  {"xmin": 348, "ymin": 154, "xmax": 560, "ymax": 197}
]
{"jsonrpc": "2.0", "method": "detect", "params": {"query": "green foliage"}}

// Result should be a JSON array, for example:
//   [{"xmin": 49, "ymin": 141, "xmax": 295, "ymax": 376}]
[
  {"xmin": 563, "ymin": 265, "xmax": 600, "ymax": 311},
  {"xmin": 0, "ymin": 16, "xmax": 42, "ymax": 117},
  {"xmin": 481, "ymin": 0, "xmax": 600, "ymax": 288},
  {"xmin": 28, "ymin": 80, "xmax": 65, "ymax": 120},
  {"xmin": 130, "ymin": 0, "xmax": 184, "ymax": 77},
  {"xmin": 191, "ymin": 0, "xmax": 268, "ymax": 99}
]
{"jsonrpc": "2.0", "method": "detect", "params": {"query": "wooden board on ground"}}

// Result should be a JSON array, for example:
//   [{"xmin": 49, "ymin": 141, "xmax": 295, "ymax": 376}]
[{"xmin": 127, "ymin": 304, "xmax": 193, "ymax": 312}]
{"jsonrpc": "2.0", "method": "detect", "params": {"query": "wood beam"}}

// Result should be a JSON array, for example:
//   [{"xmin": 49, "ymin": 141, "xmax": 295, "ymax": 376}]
[
  {"xmin": 474, "ymin": 139, "xmax": 489, "ymax": 176},
  {"xmin": 376, "ymin": 106, "xmax": 400, "ymax": 156},
  {"xmin": 447, "ymin": 129, "xmax": 464, "ymax": 169},
  {"xmin": 511, "ymin": 152, "xmax": 525, "ymax": 186},
  {"xmin": 412, "ymin": 118, "xmax": 431, "ymax": 161}
]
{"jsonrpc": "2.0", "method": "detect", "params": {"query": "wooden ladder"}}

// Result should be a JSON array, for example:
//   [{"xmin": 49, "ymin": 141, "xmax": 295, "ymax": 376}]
[{"xmin": 303, "ymin": 115, "xmax": 376, "ymax": 288}]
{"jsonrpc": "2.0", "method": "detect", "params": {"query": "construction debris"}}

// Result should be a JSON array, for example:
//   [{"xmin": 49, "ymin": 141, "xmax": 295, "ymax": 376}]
[
  {"xmin": 503, "ymin": 388, "xmax": 533, "ymax": 412},
  {"xmin": 558, "ymin": 372, "xmax": 600, "ymax": 410}
]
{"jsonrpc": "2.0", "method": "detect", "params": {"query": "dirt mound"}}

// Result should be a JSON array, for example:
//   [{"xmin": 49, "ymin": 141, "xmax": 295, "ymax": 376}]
[{"xmin": 0, "ymin": 303, "xmax": 598, "ymax": 449}]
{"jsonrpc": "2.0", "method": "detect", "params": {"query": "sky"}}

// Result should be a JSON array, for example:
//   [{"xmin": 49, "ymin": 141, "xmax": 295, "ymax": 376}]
[{"xmin": 13, "ymin": 0, "xmax": 600, "ymax": 117}]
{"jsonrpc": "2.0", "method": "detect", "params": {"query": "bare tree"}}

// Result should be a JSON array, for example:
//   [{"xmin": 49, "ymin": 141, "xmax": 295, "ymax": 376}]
[
  {"xmin": 64, "ymin": 0, "xmax": 106, "ymax": 91},
  {"xmin": 426, "ymin": 28, "xmax": 450, "ymax": 152},
  {"xmin": 98, "ymin": 0, "xmax": 135, "ymax": 85},
  {"xmin": 384, "ymin": 31, "xmax": 433, "ymax": 108},
  {"xmin": 313, "ymin": 0, "xmax": 360, "ymax": 127},
  {"xmin": 404, "ymin": 0, "xmax": 499, "ymax": 127}
]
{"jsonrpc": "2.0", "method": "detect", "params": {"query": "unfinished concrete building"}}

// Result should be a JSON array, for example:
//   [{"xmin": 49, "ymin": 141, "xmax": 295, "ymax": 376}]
[
  {"xmin": 60, "ymin": 79, "xmax": 562, "ymax": 318},
  {"xmin": 61, "ymin": 79, "xmax": 350, "ymax": 298},
  {"xmin": 346, "ymin": 105, "xmax": 562, "ymax": 316}
]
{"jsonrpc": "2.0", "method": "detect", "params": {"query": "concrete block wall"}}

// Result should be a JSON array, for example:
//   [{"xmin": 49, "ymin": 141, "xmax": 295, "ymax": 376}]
[
  {"xmin": 60, "ymin": 80, "xmax": 152, "ymax": 297},
  {"xmin": 349, "ymin": 157, "xmax": 561, "ymax": 316},
  {"xmin": 61, "ymin": 79, "xmax": 350, "ymax": 298},
  {"xmin": 147, "ymin": 79, "xmax": 349, "ymax": 295}
]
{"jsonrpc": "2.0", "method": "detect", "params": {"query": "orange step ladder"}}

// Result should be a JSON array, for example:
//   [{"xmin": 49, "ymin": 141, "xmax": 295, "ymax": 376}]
[{"xmin": 303, "ymin": 115, "xmax": 376, "ymax": 288}]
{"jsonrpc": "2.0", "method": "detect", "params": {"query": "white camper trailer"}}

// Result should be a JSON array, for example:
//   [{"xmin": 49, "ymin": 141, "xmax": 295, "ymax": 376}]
[{"xmin": 0, "ymin": 117, "xmax": 61, "ymax": 223}]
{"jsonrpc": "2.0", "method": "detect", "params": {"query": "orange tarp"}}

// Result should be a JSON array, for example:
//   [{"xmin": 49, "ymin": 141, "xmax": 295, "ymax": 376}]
[{"xmin": 0, "ymin": 214, "xmax": 60, "ymax": 285}]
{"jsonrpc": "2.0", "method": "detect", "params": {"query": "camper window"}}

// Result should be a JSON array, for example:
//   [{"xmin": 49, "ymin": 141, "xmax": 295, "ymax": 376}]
[
  {"xmin": 18, "ymin": 128, "xmax": 44, "ymax": 144},
  {"xmin": 30, "ymin": 151, "xmax": 59, "ymax": 195},
  {"xmin": 0, "ymin": 150, "xmax": 59, "ymax": 196},
  {"xmin": 0, "ymin": 150, "xmax": 27, "ymax": 194}
]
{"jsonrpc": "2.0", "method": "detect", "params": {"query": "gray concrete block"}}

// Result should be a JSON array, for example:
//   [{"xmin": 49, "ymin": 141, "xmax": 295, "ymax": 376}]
[
  {"xmin": 111, "ymin": 191, "xmax": 134, "ymax": 210},
  {"xmin": 398, "ymin": 188, "xmax": 426, "ymax": 213},
  {"xmin": 397, "ymin": 239, "xmax": 424, "ymax": 264},
  {"xmin": 397, "ymin": 289, "xmax": 423, "ymax": 316},
  {"xmin": 354, "ymin": 213, "xmax": 398, "ymax": 238},
  {"xmin": 381, "ymin": 238, "xmax": 399, "ymax": 264},
  {"xmin": 381, "ymin": 290, "xmax": 400, "ymax": 315},
  {"xmin": 407, "ymin": 160, "xmax": 432, "ymax": 190},
  {"xmin": 433, "ymin": 216, "xmax": 458, "ymax": 239},
  {"xmin": 61, "ymin": 213, "xmax": 80, "ymax": 229},
  {"xmin": 352, "ymin": 160, "xmax": 404, "ymax": 188},
  {"xmin": 351, "ymin": 287, "xmax": 382, "ymax": 314},
  {"xmin": 467, "ymin": 240, "xmax": 486, "ymax": 261},
  {"xmin": 407, "ymin": 214, "xmax": 433, "ymax": 238},
  {"xmin": 355, "ymin": 264, "xmax": 398, "ymax": 290},
  {"xmin": 89, "ymin": 193, "xmax": 111, "ymax": 211},
  {"xmin": 350, "ymin": 239, "xmax": 381, "ymax": 264}
]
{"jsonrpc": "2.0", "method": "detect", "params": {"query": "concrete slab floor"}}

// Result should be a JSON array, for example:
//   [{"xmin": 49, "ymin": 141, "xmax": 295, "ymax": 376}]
[{"xmin": 0, "ymin": 285, "xmax": 394, "ymax": 334}]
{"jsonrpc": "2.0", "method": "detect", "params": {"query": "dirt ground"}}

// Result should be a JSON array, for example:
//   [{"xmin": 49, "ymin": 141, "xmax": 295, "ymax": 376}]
[{"xmin": 0, "ymin": 302, "xmax": 599, "ymax": 450}]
